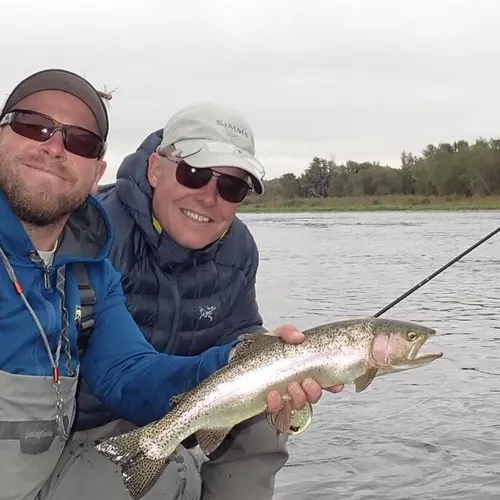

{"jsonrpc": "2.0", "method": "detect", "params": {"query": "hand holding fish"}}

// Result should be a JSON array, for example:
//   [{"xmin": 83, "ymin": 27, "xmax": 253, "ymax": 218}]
[{"xmin": 259, "ymin": 324, "xmax": 345, "ymax": 413}]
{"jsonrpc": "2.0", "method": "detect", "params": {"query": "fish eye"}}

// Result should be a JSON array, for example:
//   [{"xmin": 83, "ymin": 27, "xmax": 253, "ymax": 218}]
[{"xmin": 406, "ymin": 331, "xmax": 418, "ymax": 342}]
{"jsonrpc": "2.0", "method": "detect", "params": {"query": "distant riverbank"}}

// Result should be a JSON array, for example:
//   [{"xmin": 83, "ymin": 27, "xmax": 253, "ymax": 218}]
[{"xmin": 239, "ymin": 195, "xmax": 500, "ymax": 213}]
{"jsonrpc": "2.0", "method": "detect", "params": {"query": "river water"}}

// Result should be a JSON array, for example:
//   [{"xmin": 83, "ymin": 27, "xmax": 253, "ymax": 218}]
[{"xmin": 239, "ymin": 210, "xmax": 500, "ymax": 500}]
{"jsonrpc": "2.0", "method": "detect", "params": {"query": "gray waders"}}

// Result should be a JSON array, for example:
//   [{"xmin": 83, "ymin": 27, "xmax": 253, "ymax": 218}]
[
  {"xmin": 0, "ymin": 369, "xmax": 77, "ymax": 500},
  {"xmin": 0, "ymin": 370, "xmax": 203, "ymax": 500}
]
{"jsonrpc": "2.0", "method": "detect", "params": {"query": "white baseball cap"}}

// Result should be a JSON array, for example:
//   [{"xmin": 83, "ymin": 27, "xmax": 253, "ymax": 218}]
[{"xmin": 157, "ymin": 102, "xmax": 266, "ymax": 194}]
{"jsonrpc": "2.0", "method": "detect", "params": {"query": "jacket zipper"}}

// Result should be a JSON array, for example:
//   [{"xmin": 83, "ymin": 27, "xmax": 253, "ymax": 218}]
[
  {"xmin": 165, "ymin": 272, "xmax": 181, "ymax": 353},
  {"xmin": 29, "ymin": 251, "xmax": 58, "ymax": 336}
]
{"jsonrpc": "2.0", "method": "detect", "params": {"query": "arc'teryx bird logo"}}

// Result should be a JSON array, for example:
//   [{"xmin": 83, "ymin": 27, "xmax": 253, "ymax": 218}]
[{"xmin": 199, "ymin": 305, "xmax": 216, "ymax": 322}]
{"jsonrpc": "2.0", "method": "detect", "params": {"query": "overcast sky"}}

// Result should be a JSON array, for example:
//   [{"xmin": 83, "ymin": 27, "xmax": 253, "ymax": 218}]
[{"xmin": 2, "ymin": 0, "xmax": 500, "ymax": 183}]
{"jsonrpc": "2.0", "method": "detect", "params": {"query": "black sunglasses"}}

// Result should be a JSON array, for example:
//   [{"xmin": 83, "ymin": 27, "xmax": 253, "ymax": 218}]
[
  {"xmin": 175, "ymin": 161, "xmax": 252, "ymax": 204},
  {"xmin": 0, "ymin": 109, "xmax": 105, "ymax": 159}
]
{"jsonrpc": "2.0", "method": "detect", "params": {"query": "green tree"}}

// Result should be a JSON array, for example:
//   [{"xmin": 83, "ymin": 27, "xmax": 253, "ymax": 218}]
[
  {"xmin": 257, "ymin": 134, "xmax": 500, "ymax": 200},
  {"xmin": 279, "ymin": 173, "xmax": 301, "ymax": 199}
]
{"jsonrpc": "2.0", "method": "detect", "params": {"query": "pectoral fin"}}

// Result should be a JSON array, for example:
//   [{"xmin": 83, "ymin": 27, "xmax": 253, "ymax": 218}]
[
  {"xmin": 354, "ymin": 367, "xmax": 378, "ymax": 393},
  {"xmin": 195, "ymin": 427, "xmax": 233, "ymax": 456}
]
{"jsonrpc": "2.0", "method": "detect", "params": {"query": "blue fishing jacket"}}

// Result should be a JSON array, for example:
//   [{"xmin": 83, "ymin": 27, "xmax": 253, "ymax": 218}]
[
  {"xmin": 74, "ymin": 129, "xmax": 266, "ymax": 431},
  {"xmin": 0, "ymin": 187, "xmax": 234, "ymax": 427}
]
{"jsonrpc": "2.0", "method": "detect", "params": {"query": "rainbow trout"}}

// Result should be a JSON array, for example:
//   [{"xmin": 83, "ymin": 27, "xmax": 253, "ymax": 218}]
[{"xmin": 94, "ymin": 317, "xmax": 443, "ymax": 499}]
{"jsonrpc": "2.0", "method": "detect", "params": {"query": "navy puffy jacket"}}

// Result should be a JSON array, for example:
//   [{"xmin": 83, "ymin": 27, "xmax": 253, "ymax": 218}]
[{"xmin": 74, "ymin": 130, "xmax": 266, "ymax": 431}]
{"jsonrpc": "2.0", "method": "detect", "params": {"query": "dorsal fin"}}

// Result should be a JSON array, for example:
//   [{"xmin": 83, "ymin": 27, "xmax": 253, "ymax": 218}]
[
  {"xmin": 230, "ymin": 333, "xmax": 282, "ymax": 363},
  {"xmin": 169, "ymin": 391, "xmax": 188, "ymax": 408}
]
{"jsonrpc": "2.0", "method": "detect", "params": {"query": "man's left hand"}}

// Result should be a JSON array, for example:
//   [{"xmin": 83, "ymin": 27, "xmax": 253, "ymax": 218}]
[{"xmin": 264, "ymin": 324, "xmax": 344, "ymax": 414}]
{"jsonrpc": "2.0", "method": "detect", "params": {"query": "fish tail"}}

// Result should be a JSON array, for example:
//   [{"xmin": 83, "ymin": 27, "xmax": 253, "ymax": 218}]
[{"xmin": 94, "ymin": 427, "xmax": 168, "ymax": 500}]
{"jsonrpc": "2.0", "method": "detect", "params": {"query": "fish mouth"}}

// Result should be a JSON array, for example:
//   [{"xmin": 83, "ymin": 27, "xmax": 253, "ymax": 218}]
[
  {"xmin": 406, "ymin": 334, "xmax": 443, "ymax": 366},
  {"xmin": 378, "ymin": 351, "xmax": 443, "ymax": 375},
  {"xmin": 405, "ymin": 351, "xmax": 443, "ymax": 367}
]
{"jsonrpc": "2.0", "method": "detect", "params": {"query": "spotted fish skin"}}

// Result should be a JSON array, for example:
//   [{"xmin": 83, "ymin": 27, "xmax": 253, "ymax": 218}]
[{"xmin": 93, "ymin": 317, "xmax": 442, "ymax": 499}]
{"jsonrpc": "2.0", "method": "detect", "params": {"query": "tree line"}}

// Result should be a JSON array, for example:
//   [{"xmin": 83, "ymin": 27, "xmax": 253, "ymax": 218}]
[{"xmin": 253, "ymin": 138, "xmax": 500, "ymax": 200}]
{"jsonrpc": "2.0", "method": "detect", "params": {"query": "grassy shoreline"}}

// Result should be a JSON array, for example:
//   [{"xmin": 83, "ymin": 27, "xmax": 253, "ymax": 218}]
[{"xmin": 239, "ymin": 195, "xmax": 500, "ymax": 213}]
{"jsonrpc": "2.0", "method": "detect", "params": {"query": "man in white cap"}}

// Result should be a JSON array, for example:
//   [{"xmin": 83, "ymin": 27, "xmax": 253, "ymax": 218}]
[{"xmin": 87, "ymin": 102, "xmax": 344, "ymax": 499}]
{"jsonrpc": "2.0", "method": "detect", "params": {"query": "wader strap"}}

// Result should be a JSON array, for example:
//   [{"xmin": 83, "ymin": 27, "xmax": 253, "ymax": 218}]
[{"xmin": 73, "ymin": 263, "xmax": 96, "ymax": 354}]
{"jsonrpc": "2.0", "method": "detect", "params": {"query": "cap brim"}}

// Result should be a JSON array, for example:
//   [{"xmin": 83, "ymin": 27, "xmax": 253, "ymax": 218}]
[
  {"xmin": 170, "ymin": 139, "xmax": 265, "ymax": 194},
  {"xmin": 1, "ymin": 69, "xmax": 108, "ymax": 140}
]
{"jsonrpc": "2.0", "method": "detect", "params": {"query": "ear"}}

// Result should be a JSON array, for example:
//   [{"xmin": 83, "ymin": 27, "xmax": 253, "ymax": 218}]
[
  {"xmin": 147, "ymin": 153, "xmax": 162, "ymax": 189},
  {"xmin": 90, "ymin": 159, "xmax": 107, "ymax": 195}
]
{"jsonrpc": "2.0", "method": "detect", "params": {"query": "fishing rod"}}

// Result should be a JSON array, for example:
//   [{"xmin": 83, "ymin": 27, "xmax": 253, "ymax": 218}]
[{"xmin": 372, "ymin": 224, "xmax": 500, "ymax": 318}]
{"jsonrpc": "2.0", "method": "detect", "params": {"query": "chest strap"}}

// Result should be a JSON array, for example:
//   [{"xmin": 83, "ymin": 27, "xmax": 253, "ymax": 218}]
[{"xmin": 73, "ymin": 263, "xmax": 96, "ymax": 354}]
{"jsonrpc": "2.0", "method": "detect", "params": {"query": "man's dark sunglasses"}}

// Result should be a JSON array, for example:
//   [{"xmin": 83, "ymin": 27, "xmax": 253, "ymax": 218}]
[
  {"xmin": 175, "ymin": 161, "xmax": 252, "ymax": 204},
  {"xmin": 0, "ymin": 109, "xmax": 105, "ymax": 159}
]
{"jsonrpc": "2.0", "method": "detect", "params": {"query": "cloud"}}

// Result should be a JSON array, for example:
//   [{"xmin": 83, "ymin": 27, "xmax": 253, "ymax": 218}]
[{"xmin": 3, "ymin": 0, "xmax": 500, "ymax": 180}]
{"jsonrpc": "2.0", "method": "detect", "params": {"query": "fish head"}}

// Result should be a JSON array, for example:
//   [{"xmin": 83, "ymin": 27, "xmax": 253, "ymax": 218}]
[{"xmin": 369, "ymin": 318, "xmax": 443, "ymax": 374}]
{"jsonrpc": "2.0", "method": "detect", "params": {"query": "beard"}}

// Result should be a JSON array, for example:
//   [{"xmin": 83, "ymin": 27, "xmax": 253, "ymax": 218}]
[{"xmin": 0, "ymin": 148, "xmax": 91, "ymax": 227}]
